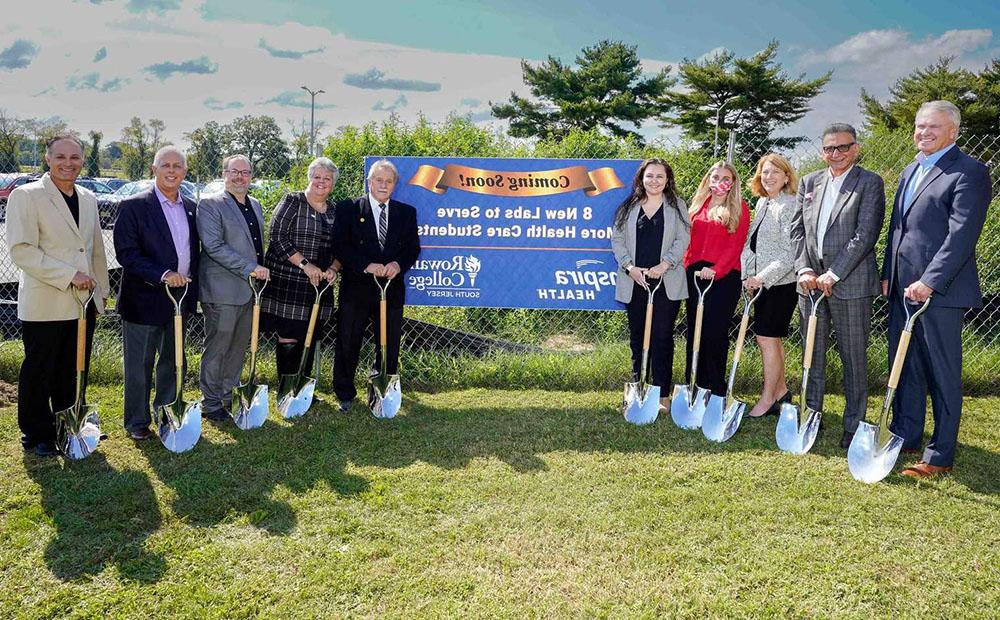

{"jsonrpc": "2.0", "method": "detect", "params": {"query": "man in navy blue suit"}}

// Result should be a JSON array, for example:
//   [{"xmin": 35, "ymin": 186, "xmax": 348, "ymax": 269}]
[
  {"xmin": 113, "ymin": 146, "xmax": 199, "ymax": 440},
  {"xmin": 881, "ymin": 100, "xmax": 991, "ymax": 478}
]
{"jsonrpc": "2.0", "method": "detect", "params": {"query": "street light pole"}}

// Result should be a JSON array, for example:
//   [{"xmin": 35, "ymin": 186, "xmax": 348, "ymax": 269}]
[
  {"xmin": 714, "ymin": 96, "xmax": 740, "ymax": 159},
  {"xmin": 301, "ymin": 85, "xmax": 325, "ymax": 157}
]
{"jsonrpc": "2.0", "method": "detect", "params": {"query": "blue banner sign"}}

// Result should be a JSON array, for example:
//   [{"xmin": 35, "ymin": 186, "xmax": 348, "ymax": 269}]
[{"xmin": 365, "ymin": 156, "xmax": 642, "ymax": 310}]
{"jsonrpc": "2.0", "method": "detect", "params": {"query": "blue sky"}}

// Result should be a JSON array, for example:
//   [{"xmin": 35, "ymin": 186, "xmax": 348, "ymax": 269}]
[{"xmin": 1, "ymin": 0, "xmax": 998, "ymax": 147}]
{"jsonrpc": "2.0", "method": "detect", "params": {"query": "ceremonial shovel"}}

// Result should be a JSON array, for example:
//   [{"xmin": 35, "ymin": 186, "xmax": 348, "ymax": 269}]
[
  {"xmin": 369, "ymin": 275, "xmax": 402, "ymax": 419},
  {"xmin": 702, "ymin": 286, "xmax": 762, "ymax": 442},
  {"xmin": 848, "ymin": 296, "xmax": 931, "ymax": 483},
  {"xmin": 277, "ymin": 280, "xmax": 331, "ymax": 418},
  {"xmin": 156, "ymin": 283, "xmax": 202, "ymax": 453},
  {"xmin": 232, "ymin": 276, "xmax": 269, "ymax": 430},
  {"xmin": 775, "ymin": 289, "xmax": 824, "ymax": 455},
  {"xmin": 623, "ymin": 276, "xmax": 664, "ymax": 425},
  {"xmin": 671, "ymin": 271, "xmax": 714, "ymax": 429},
  {"xmin": 54, "ymin": 288, "xmax": 102, "ymax": 460}
]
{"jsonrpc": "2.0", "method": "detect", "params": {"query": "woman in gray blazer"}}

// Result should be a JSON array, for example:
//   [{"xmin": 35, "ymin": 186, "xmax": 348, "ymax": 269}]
[
  {"xmin": 741, "ymin": 154, "xmax": 798, "ymax": 418},
  {"xmin": 611, "ymin": 158, "xmax": 690, "ymax": 406}
]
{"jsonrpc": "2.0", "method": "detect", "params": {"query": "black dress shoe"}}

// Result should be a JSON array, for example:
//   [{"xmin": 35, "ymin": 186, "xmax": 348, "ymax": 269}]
[
  {"xmin": 762, "ymin": 390, "xmax": 793, "ymax": 417},
  {"xmin": 204, "ymin": 409, "xmax": 229, "ymax": 422},
  {"xmin": 840, "ymin": 431, "xmax": 855, "ymax": 449},
  {"xmin": 34, "ymin": 442, "xmax": 59, "ymax": 457},
  {"xmin": 129, "ymin": 427, "xmax": 154, "ymax": 441},
  {"xmin": 338, "ymin": 399, "xmax": 353, "ymax": 412}
]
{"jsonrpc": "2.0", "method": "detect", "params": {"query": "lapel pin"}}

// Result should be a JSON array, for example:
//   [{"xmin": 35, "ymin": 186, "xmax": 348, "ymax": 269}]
[{"xmin": 360, "ymin": 217, "xmax": 365, "ymax": 222}]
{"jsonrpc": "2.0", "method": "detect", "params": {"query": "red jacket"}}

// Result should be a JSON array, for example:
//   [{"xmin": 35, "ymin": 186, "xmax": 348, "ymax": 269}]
[{"xmin": 683, "ymin": 198, "xmax": 750, "ymax": 279}]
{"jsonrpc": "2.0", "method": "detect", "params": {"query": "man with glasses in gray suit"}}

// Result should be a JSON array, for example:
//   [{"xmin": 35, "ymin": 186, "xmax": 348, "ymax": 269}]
[
  {"xmin": 790, "ymin": 123, "xmax": 885, "ymax": 450},
  {"xmin": 197, "ymin": 154, "xmax": 269, "ymax": 422}
]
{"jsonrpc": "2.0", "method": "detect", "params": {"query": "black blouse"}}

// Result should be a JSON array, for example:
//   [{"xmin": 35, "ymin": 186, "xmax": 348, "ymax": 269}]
[{"xmin": 634, "ymin": 203, "xmax": 664, "ymax": 269}]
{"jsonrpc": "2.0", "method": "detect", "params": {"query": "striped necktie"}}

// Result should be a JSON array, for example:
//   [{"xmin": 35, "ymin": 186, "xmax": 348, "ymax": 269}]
[{"xmin": 378, "ymin": 203, "xmax": 387, "ymax": 249}]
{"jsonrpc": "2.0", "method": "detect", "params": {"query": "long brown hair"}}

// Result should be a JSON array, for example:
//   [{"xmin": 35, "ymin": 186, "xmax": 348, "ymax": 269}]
[
  {"xmin": 689, "ymin": 161, "xmax": 743, "ymax": 233},
  {"xmin": 613, "ymin": 158, "xmax": 682, "ymax": 230}
]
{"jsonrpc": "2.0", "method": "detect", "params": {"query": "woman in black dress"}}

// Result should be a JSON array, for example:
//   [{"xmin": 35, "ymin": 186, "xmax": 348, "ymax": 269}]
[{"xmin": 261, "ymin": 157, "xmax": 340, "ymax": 375}]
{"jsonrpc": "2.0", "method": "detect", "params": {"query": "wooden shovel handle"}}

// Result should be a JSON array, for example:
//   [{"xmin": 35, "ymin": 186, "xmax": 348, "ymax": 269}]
[
  {"xmin": 641, "ymin": 301, "xmax": 654, "ymax": 351},
  {"xmin": 732, "ymin": 312, "xmax": 750, "ymax": 366},
  {"xmin": 380, "ymin": 299, "xmax": 388, "ymax": 347},
  {"xmin": 76, "ymin": 317, "xmax": 87, "ymax": 372},
  {"xmin": 803, "ymin": 314, "xmax": 818, "ymax": 371},
  {"xmin": 173, "ymin": 314, "xmax": 183, "ymax": 369},
  {"xmin": 888, "ymin": 331, "xmax": 912, "ymax": 389},
  {"xmin": 304, "ymin": 302, "xmax": 320, "ymax": 348},
  {"xmin": 692, "ymin": 302, "xmax": 705, "ymax": 354},
  {"xmin": 250, "ymin": 304, "xmax": 260, "ymax": 354}
]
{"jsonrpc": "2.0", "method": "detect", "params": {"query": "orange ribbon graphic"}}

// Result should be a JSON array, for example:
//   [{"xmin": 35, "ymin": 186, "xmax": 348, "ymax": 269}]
[{"xmin": 408, "ymin": 164, "xmax": 624, "ymax": 197}]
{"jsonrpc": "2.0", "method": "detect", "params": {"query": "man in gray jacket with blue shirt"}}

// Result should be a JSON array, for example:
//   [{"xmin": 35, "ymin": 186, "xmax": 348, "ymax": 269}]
[
  {"xmin": 197, "ymin": 154, "xmax": 269, "ymax": 422},
  {"xmin": 790, "ymin": 123, "xmax": 885, "ymax": 450}
]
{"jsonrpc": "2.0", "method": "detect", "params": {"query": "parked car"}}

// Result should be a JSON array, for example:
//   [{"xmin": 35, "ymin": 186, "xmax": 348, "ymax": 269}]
[
  {"xmin": 95, "ymin": 179, "xmax": 200, "ymax": 229},
  {"xmin": 75, "ymin": 177, "xmax": 116, "ymax": 196},
  {"xmin": 97, "ymin": 177, "xmax": 128, "ymax": 191},
  {"xmin": 0, "ymin": 173, "xmax": 42, "ymax": 212}
]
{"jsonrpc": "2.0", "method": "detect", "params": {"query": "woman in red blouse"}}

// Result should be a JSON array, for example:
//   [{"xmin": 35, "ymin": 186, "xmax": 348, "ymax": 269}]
[{"xmin": 683, "ymin": 161, "xmax": 750, "ymax": 396}]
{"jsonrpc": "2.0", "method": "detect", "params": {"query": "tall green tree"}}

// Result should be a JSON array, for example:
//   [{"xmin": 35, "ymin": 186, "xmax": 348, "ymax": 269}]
[
  {"xmin": 491, "ymin": 40, "xmax": 674, "ymax": 142},
  {"xmin": 0, "ymin": 109, "xmax": 26, "ymax": 173},
  {"xmin": 860, "ymin": 57, "xmax": 1000, "ymax": 136},
  {"xmin": 120, "ymin": 117, "xmax": 166, "ymax": 180},
  {"xmin": 227, "ymin": 115, "xmax": 290, "ymax": 178},
  {"xmin": 662, "ymin": 41, "xmax": 831, "ymax": 160},
  {"xmin": 184, "ymin": 121, "xmax": 230, "ymax": 182},
  {"xmin": 86, "ymin": 130, "xmax": 102, "ymax": 177}
]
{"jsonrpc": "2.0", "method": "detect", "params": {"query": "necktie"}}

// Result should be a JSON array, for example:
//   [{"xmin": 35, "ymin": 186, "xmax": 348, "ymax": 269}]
[{"xmin": 377, "ymin": 203, "xmax": 387, "ymax": 249}]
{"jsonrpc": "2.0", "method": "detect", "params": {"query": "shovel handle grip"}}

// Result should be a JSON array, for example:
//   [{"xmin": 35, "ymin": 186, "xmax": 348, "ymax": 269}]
[
  {"xmin": 76, "ymin": 317, "xmax": 87, "ymax": 372},
  {"xmin": 304, "ymin": 302, "xmax": 320, "ymax": 348},
  {"xmin": 250, "ymin": 304, "xmax": 260, "ymax": 354},
  {"xmin": 888, "ymin": 330, "xmax": 912, "ymax": 389},
  {"xmin": 692, "ymin": 302, "xmax": 704, "ymax": 354},
  {"xmin": 379, "ymin": 299, "xmax": 388, "ymax": 346},
  {"xmin": 803, "ymin": 313, "xmax": 817, "ymax": 371}
]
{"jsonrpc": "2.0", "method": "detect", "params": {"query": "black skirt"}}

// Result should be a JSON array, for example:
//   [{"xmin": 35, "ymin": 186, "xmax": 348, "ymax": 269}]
[{"xmin": 753, "ymin": 282, "xmax": 797, "ymax": 338}]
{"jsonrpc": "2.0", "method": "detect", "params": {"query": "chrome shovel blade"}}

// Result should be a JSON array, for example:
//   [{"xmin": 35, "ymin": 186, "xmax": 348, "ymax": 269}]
[
  {"xmin": 278, "ymin": 379, "xmax": 316, "ymax": 419},
  {"xmin": 57, "ymin": 405, "xmax": 102, "ymax": 460},
  {"xmin": 623, "ymin": 382, "xmax": 661, "ymax": 425},
  {"xmin": 369, "ymin": 374, "xmax": 401, "ymax": 419},
  {"xmin": 775, "ymin": 403, "xmax": 821, "ymax": 454},
  {"xmin": 233, "ymin": 384, "xmax": 269, "ymax": 430},
  {"xmin": 702, "ymin": 397, "xmax": 746, "ymax": 443},
  {"xmin": 670, "ymin": 385, "xmax": 711, "ymax": 429},
  {"xmin": 847, "ymin": 421, "xmax": 904, "ymax": 483},
  {"xmin": 157, "ymin": 401, "xmax": 202, "ymax": 453}
]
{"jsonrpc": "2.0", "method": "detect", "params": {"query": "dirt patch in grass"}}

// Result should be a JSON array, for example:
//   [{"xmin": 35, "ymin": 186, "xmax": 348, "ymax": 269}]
[{"xmin": 0, "ymin": 380, "xmax": 16, "ymax": 407}]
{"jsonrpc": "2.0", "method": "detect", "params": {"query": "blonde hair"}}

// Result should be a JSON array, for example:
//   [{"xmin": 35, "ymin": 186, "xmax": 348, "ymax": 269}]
[
  {"xmin": 689, "ymin": 161, "xmax": 743, "ymax": 233},
  {"xmin": 748, "ymin": 153, "xmax": 797, "ymax": 198}
]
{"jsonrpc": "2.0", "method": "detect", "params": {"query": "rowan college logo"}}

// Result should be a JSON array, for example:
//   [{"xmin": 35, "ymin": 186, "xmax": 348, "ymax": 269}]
[{"xmin": 465, "ymin": 255, "xmax": 481, "ymax": 286}]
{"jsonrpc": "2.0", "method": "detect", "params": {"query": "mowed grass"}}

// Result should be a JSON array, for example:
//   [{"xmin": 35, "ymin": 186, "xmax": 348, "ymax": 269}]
[{"xmin": 1, "ymin": 387, "xmax": 998, "ymax": 619}]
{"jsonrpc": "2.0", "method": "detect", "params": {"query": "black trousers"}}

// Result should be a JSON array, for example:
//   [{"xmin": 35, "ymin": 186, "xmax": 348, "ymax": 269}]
[
  {"xmin": 19, "ymin": 306, "xmax": 96, "ymax": 446},
  {"xmin": 333, "ymin": 284, "xmax": 403, "ymax": 402},
  {"xmin": 626, "ymin": 285, "xmax": 681, "ymax": 388},
  {"xmin": 684, "ymin": 265, "xmax": 741, "ymax": 396}
]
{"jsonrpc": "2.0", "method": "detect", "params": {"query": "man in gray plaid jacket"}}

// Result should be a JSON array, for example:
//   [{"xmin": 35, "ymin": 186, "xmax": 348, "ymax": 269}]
[{"xmin": 790, "ymin": 123, "xmax": 885, "ymax": 450}]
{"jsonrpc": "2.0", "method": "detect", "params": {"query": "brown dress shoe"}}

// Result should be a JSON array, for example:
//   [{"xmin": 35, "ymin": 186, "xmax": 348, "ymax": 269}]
[
  {"xmin": 901, "ymin": 461, "xmax": 952, "ymax": 479},
  {"xmin": 129, "ymin": 427, "xmax": 154, "ymax": 441}
]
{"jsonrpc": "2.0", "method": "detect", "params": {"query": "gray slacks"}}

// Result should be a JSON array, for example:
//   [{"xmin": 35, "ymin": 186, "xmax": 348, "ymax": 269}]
[
  {"xmin": 200, "ymin": 301, "xmax": 252, "ymax": 414},
  {"xmin": 799, "ymin": 293, "xmax": 872, "ymax": 432},
  {"xmin": 123, "ymin": 319, "xmax": 183, "ymax": 432}
]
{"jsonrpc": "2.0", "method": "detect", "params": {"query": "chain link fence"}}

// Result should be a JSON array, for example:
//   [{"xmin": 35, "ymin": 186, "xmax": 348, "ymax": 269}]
[{"xmin": 0, "ymin": 125, "xmax": 997, "ymax": 394}]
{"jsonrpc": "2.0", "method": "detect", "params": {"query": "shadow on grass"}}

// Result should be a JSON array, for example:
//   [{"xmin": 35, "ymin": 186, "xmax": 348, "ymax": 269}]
[
  {"xmin": 337, "ymin": 393, "xmax": 999, "ymax": 497},
  {"xmin": 136, "ymin": 406, "xmax": 370, "ymax": 535},
  {"xmin": 23, "ymin": 452, "xmax": 166, "ymax": 583}
]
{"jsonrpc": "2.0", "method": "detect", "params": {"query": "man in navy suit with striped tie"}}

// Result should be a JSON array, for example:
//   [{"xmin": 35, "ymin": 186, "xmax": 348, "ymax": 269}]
[
  {"xmin": 881, "ymin": 100, "xmax": 991, "ymax": 478},
  {"xmin": 332, "ymin": 159, "xmax": 421, "ymax": 412}
]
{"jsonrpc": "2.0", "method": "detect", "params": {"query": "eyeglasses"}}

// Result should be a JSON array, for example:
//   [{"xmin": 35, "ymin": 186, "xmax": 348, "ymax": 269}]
[
  {"xmin": 821, "ymin": 143, "xmax": 856, "ymax": 154},
  {"xmin": 225, "ymin": 169, "xmax": 252, "ymax": 178}
]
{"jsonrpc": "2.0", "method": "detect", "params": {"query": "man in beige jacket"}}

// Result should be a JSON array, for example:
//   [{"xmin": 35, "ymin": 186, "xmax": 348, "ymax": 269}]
[{"xmin": 6, "ymin": 135, "xmax": 109, "ymax": 457}]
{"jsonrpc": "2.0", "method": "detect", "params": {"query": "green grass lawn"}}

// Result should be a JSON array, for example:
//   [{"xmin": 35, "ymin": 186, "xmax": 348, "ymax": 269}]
[{"xmin": 1, "ymin": 387, "xmax": 998, "ymax": 619}]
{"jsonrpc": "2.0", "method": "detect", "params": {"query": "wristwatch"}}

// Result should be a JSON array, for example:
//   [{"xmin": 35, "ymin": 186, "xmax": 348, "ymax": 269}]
[{"xmin": 298, "ymin": 258, "xmax": 310, "ymax": 268}]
